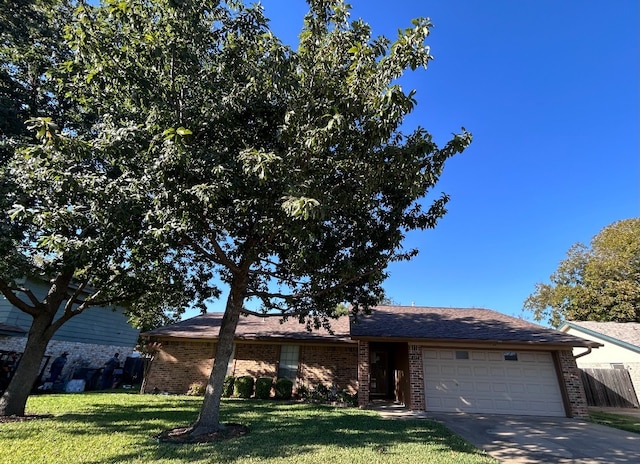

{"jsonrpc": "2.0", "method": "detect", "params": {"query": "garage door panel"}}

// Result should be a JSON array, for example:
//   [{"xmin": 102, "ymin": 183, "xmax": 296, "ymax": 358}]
[
  {"xmin": 475, "ymin": 382, "xmax": 492, "ymax": 393},
  {"xmin": 423, "ymin": 349, "xmax": 565, "ymax": 417},
  {"xmin": 441, "ymin": 365, "xmax": 456, "ymax": 375},
  {"xmin": 439, "ymin": 351, "xmax": 455, "ymax": 360}
]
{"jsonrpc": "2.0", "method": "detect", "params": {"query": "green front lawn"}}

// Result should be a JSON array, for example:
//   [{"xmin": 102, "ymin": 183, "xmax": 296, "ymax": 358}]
[
  {"xmin": 589, "ymin": 410, "xmax": 640, "ymax": 434},
  {"xmin": 1, "ymin": 393, "xmax": 496, "ymax": 463}
]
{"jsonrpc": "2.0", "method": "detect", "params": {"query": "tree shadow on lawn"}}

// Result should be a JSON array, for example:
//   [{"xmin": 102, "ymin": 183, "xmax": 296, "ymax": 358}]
[{"xmin": 46, "ymin": 399, "xmax": 489, "ymax": 463}]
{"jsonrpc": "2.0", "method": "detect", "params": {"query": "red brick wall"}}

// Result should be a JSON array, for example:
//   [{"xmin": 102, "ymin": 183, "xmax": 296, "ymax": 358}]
[
  {"xmin": 358, "ymin": 341, "xmax": 370, "ymax": 407},
  {"xmin": 143, "ymin": 339, "xmax": 357, "ymax": 394},
  {"xmin": 408, "ymin": 344, "xmax": 425, "ymax": 410},
  {"xmin": 556, "ymin": 349, "xmax": 589, "ymax": 418},
  {"xmin": 232, "ymin": 343, "xmax": 279, "ymax": 378},
  {"xmin": 143, "ymin": 340, "xmax": 216, "ymax": 393},
  {"xmin": 298, "ymin": 345, "xmax": 358, "ymax": 392}
]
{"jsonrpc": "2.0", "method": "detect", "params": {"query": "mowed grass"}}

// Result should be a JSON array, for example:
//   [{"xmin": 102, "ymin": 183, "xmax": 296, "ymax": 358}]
[
  {"xmin": 0, "ymin": 392, "xmax": 497, "ymax": 464},
  {"xmin": 589, "ymin": 410, "xmax": 640, "ymax": 434}
]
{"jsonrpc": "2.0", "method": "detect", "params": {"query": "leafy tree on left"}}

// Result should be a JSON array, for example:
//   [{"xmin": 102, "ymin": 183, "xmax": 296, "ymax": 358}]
[{"xmin": 0, "ymin": 0, "xmax": 194, "ymax": 416}]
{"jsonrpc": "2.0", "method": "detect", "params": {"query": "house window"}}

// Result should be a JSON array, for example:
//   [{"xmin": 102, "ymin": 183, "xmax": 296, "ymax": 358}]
[
  {"xmin": 455, "ymin": 350, "xmax": 469, "ymax": 360},
  {"xmin": 278, "ymin": 345, "xmax": 299, "ymax": 380},
  {"xmin": 503, "ymin": 352, "xmax": 518, "ymax": 361}
]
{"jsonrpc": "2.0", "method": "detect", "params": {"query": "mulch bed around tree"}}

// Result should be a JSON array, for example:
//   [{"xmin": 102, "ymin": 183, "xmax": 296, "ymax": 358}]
[
  {"xmin": 0, "ymin": 414, "xmax": 52, "ymax": 423},
  {"xmin": 156, "ymin": 423, "xmax": 249, "ymax": 444}
]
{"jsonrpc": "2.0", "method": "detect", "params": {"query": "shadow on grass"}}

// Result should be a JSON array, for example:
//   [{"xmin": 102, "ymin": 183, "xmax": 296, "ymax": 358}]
[{"xmin": 35, "ymin": 396, "xmax": 490, "ymax": 463}]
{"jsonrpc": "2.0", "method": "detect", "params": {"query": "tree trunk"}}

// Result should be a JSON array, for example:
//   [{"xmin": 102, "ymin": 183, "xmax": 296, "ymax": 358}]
[
  {"xmin": 189, "ymin": 277, "xmax": 245, "ymax": 436},
  {"xmin": 0, "ymin": 313, "xmax": 54, "ymax": 416}
]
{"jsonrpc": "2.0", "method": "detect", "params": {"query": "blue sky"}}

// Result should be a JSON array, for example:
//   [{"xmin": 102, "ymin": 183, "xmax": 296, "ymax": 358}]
[{"xmin": 191, "ymin": 0, "xmax": 639, "ymax": 322}]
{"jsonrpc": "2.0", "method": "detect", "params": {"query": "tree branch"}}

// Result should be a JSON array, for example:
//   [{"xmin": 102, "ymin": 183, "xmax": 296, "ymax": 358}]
[
  {"xmin": 182, "ymin": 232, "xmax": 241, "ymax": 275},
  {"xmin": 63, "ymin": 280, "xmax": 88, "ymax": 315},
  {"xmin": 245, "ymin": 264, "xmax": 386, "ymax": 303},
  {"xmin": 0, "ymin": 279, "xmax": 39, "ymax": 316},
  {"xmin": 9, "ymin": 284, "xmax": 41, "ymax": 307}
]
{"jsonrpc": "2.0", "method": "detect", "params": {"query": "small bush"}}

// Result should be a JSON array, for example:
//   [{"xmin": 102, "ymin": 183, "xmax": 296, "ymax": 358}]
[
  {"xmin": 310, "ymin": 383, "xmax": 329, "ymax": 402},
  {"xmin": 185, "ymin": 381, "xmax": 205, "ymax": 396},
  {"xmin": 255, "ymin": 377, "xmax": 273, "ymax": 399},
  {"xmin": 234, "ymin": 375, "xmax": 254, "ymax": 398},
  {"xmin": 337, "ymin": 389, "xmax": 358, "ymax": 406},
  {"xmin": 274, "ymin": 378, "xmax": 293, "ymax": 400},
  {"xmin": 222, "ymin": 376, "xmax": 235, "ymax": 398},
  {"xmin": 295, "ymin": 384, "xmax": 309, "ymax": 400}
]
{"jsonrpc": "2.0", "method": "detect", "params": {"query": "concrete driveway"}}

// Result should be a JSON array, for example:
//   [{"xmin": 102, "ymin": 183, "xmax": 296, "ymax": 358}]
[{"xmin": 428, "ymin": 412, "xmax": 640, "ymax": 463}]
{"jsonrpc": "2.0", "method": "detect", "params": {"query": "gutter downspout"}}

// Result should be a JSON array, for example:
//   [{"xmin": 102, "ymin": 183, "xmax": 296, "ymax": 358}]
[{"xmin": 573, "ymin": 347, "xmax": 592, "ymax": 359}]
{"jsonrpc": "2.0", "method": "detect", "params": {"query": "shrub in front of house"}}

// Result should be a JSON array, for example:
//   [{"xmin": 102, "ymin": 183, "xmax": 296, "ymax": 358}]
[
  {"xmin": 255, "ymin": 377, "xmax": 273, "ymax": 399},
  {"xmin": 337, "ymin": 389, "xmax": 358, "ymax": 407},
  {"xmin": 234, "ymin": 375, "xmax": 254, "ymax": 398},
  {"xmin": 294, "ymin": 384, "xmax": 309, "ymax": 400},
  {"xmin": 310, "ymin": 383, "xmax": 330, "ymax": 402},
  {"xmin": 274, "ymin": 378, "xmax": 293, "ymax": 400},
  {"xmin": 185, "ymin": 381, "xmax": 206, "ymax": 396},
  {"xmin": 222, "ymin": 376, "xmax": 235, "ymax": 398}
]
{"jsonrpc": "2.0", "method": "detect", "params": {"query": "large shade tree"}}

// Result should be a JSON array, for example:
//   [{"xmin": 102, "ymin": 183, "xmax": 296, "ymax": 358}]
[
  {"xmin": 524, "ymin": 218, "xmax": 640, "ymax": 327},
  {"xmin": 0, "ymin": 0, "xmax": 195, "ymax": 417},
  {"xmin": 5, "ymin": 0, "xmax": 471, "ymax": 433}
]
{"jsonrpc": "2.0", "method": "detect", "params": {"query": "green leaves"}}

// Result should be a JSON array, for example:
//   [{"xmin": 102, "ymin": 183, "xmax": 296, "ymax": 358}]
[
  {"xmin": 3, "ymin": 0, "xmax": 472, "ymax": 326},
  {"xmin": 163, "ymin": 127, "xmax": 192, "ymax": 141},
  {"xmin": 281, "ymin": 196, "xmax": 322, "ymax": 220},
  {"xmin": 524, "ymin": 218, "xmax": 640, "ymax": 326},
  {"xmin": 25, "ymin": 117, "xmax": 59, "ymax": 142}
]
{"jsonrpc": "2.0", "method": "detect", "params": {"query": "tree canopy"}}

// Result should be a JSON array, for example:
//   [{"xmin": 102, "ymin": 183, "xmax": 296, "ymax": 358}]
[
  {"xmin": 1, "ymin": 0, "xmax": 471, "ymax": 431},
  {"xmin": 0, "ymin": 0, "xmax": 194, "ymax": 416},
  {"xmin": 524, "ymin": 218, "xmax": 640, "ymax": 327}
]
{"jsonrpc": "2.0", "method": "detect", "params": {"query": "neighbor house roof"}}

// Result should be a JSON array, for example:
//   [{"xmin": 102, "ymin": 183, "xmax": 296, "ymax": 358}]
[
  {"xmin": 0, "ymin": 322, "xmax": 27, "ymax": 336},
  {"xmin": 143, "ymin": 312, "xmax": 353, "ymax": 343},
  {"xmin": 561, "ymin": 321, "xmax": 640, "ymax": 354},
  {"xmin": 350, "ymin": 305, "xmax": 601, "ymax": 348}
]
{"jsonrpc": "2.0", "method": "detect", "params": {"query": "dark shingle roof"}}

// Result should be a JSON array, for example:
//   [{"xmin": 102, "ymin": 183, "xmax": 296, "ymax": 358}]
[
  {"xmin": 0, "ymin": 323, "xmax": 26, "ymax": 335},
  {"xmin": 564, "ymin": 321, "xmax": 640, "ymax": 349},
  {"xmin": 143, "ymin": 306, "xmax": 601, "ymax": 348},
  {"xmin": 143, "ymin": 312, "xmax": 353, "ymax": 343},
  {"xmin": 350, "ymin": 305, "xmax": 600, "ymax": 347}
]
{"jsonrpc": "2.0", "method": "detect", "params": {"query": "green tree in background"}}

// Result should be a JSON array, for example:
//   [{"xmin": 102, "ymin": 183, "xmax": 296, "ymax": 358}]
[{"xmin": 524, "ymin": 218, "xmax": 640, "ymax": 327}]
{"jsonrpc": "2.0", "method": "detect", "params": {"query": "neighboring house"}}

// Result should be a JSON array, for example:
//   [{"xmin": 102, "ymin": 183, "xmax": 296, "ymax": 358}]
[
  {"xmin": 143, "ymin": 305, "xmax": 600, "ymax": 418},
  {"xmin": 0, "ymin": 277, "xmax": 140, "ymax": 383},
  {"xmin": 559, "ymin": 321, "xmax": 640, "ymax": 399}
]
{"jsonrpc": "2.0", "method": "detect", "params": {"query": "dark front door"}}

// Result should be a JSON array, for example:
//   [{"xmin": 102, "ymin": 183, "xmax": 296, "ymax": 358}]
[{"xmin": 370, "ymin": 350, "xmax": 389, "ymax": 396}]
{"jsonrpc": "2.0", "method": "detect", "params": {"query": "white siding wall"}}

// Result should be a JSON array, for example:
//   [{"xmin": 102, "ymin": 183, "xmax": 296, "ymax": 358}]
[{"xmin": 564, "ymin": 327, "xmax": 640, "ymax": 399}]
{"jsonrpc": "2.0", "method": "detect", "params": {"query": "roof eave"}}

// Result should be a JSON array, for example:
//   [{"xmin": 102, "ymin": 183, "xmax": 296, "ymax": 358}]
[
  {"xmin": 143, "ymin": 333, "xmax": 355, "ymax": 344},
  {"xmin": 561, "ymin": 322, "xmax": 639, "ymax": 353},
  {"xmin": 350, "ymin": 335, "xmax": 602, "ymax": 348}
]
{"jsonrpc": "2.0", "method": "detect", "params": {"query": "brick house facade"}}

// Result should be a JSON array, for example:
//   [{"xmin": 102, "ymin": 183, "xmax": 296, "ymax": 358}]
[
  {"xmin": 143, "ymin": 306, "xmax": 600, "ymax": 418},
  {"xmin": 143, "ymin": 339, "xmax": 358, "ymax": 394}
]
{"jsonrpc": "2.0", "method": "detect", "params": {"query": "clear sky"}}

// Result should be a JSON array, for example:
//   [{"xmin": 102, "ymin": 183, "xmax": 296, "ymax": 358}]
[{"xmin": 189, "ymin": 0, "xmax": 639, "ymax": 322}]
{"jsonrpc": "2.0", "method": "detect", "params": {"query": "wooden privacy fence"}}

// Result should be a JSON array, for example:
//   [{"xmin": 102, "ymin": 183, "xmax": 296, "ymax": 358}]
[{"xmin": 580, "ymin": 368, "xmax": 639, "ymax": 408}]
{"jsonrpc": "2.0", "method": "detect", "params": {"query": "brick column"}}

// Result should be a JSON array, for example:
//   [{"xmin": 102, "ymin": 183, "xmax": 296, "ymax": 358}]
[
  {"xmin": 557, "ymin": 350, "xmax": 589, "ymax": 418},
  {"xmin": 408, "ymin": 344, "xmax": 425, "ymax": 411},
  {"xmin": 357, "ymin": 341, "xmax": 370, "ymax": 407}
]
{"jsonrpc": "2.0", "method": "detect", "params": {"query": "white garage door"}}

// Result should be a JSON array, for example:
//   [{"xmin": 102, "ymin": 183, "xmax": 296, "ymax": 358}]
[{"xmin": 423, "ymin": 349, "xmax": 565, "ymax": 416}]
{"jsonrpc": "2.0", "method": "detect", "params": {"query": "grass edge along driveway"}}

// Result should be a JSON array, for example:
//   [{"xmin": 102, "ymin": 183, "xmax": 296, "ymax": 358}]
[
  {"xmin": 1, "ymin": 392, "xmax": 497, "ymax": 463},
  {"xmin": 589, "ymin": 410, "xmax": 640, "ymax": 435}
]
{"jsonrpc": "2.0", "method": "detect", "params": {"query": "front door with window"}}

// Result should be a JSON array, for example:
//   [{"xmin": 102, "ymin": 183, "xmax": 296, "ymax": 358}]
[{"xmin": 370, "ymin": 350, "xmax": 389, "ymax": 396}]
